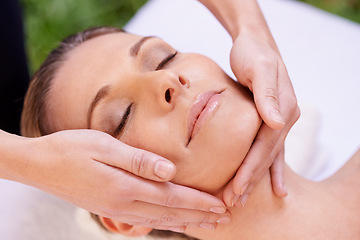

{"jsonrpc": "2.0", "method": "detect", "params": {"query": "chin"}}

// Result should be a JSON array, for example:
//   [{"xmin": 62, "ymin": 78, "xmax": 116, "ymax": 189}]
[
  {"xmin": 171, "ymin": 83, "xmax": 261, "ymax": 194},
  {"xmin": 178, "ymin": 103, "xmax": 261, "ymax": 194}
]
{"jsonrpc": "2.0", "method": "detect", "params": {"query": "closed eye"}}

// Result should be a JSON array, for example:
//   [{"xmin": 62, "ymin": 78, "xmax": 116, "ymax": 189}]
[
  {"xmin": 156, "ymin": 51, "xmax": 177, "ymax": 70},
  {"xmin": 114, "ymin": 103, "xmax": 133, "ymax": 137}
]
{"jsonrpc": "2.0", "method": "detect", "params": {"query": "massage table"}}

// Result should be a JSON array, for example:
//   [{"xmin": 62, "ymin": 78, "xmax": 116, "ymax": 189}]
[{"xmin": 1, "ymin": 0, "xmax": 359, "ymax": 239}]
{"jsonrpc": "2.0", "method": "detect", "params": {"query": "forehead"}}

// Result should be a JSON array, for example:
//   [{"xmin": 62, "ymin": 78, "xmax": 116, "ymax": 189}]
[{"xmin": 48, "ymin": 32, "xmax": 140, "ymax": 131}]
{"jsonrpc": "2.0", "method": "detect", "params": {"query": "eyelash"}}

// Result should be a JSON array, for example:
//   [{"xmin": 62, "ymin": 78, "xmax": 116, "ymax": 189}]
[
  {"xmin": 156, "ymin": 51, "xmax": 177, "ymax": 71},
  {"xmin": 114, "ymin": 103, "xmax": 133, "ymax": 137},
  {"xmin": 114, "ymin": 51, "xmax": 177, "ymax": 137}
]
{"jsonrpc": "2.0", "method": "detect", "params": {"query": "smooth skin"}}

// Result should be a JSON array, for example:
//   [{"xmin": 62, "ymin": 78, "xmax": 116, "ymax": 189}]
[
  {"xmin": 42, "ymin": 32, "xmax": 261, "ymax": 230},
  {"xmin": 199, "ymin": 0, "xmax": 300, "ymax": 205},
  {"xmin": 0, "ymin": 0, "xmax": 298, "ymax": 231}
]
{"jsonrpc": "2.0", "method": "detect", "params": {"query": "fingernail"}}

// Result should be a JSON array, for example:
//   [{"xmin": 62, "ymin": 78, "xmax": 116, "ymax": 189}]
[
  {"xmin": 240, "ymin": 183, "xmax": 249, "ymax": 196},
  {"xmin": 231, "ymin": 195, "xmax": 240, "ymax": 207},
  {"xmin": 154, "ymin": 160, "xmax": 174, "ymax": 180},
  {"xmin": 168, "ymin": 227, "xmax": 185, "ymax": 233},
  {"xmin": 217, "ymin": 216, "xmax": 231, "ymax": 224},
  {"xmin": 240, "ymin": 194, "xmax": 249, "ymax": 207},
  {"xmin": 270, "ymin": 109, "xmax": 285, "ymax": 125},
  {"xmin": 199, "ymin": 223, "xmax": 215, "ymax": 230},
  {"xmin": 209, "ymin": 206, "xmax": 226, "ymax": 214}
]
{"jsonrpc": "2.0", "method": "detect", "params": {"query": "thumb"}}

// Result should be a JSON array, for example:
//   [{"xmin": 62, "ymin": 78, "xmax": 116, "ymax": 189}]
[
  {"xmin": 252, "ymin": 74, "xmax": 285, "ymax": 130},
  {"xmin": 95, "ymin": 136, "xmax": 176, "ymax": 182}
]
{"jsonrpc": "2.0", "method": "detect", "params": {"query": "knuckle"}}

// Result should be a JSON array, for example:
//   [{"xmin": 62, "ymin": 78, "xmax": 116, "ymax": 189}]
[
  {"xmin": 200, "ymin": 213, "xmax": 212, "ymax": 223},
  {"xmin": 164, "ymin": 194, "xmax": 180, "ymax": 208},
  {"xmin": 287, "ymin": 103, "xmax": 301, "ymax": 126},
  {"xmin": 264, "ymin": 88, "xmax": 280, "ymax": 105},
  {"xmin": 144, "ymin": 218, "xmax": 156, "ymax": 226},
  {"xmin": 160, "ymin": 211, "xmax": 177, "ymax": 223},
  {"xmin": 288, "ymin": 96, "xmax": 298, "ymax": 114},
  {"xmin": 290, "ymin": 105, "xmax": 301, "ymax": 125},
  {"xmin": 131, "ymin": 151, "xmax": 149, "ymax": 176},
  {"xmin": 294, "ymin": 105, "xmax": 301, "ymax": 120}
]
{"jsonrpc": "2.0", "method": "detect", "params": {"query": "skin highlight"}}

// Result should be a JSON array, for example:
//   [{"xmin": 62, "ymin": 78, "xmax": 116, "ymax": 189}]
[
  {"xmin": 48, "ymin": 32, "xmax": 262, "ymax": 194},
  {"xmin": 24, "ymin": 30, "xmax": 360, "ymax": 239}
]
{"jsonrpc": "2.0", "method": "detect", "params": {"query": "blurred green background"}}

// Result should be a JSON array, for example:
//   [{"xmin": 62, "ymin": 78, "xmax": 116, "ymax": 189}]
[
  {"xmin": 20, "ymin": 0, "xmax": 360, "ymax": 73},
  {"xmin": 20, "ymin": 0, "xmax": 147, "ymax": 72}
]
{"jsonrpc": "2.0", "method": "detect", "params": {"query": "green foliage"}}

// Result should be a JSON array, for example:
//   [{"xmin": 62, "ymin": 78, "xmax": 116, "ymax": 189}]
[
  {"xmin": 299, "ymin": 0, "xmax": 360, "ymax": 23},
  {"xmin": 20, "ymin": 0, "xmax": 147, "ymax": 72},
  {"xmin": 21, "ymin": 0, "xmax": 359, "ymax": 73}
]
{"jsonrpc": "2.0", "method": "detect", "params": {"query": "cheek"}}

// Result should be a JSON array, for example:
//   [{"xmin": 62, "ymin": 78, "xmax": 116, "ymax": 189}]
[
  {"xmin": 177, "ymin": 54, "xmax": 225, "ymax": 81},
  {"xmin": 121, "ymin": 114, "xmax": 183, "ymax": 163},
  {"xmin": 174, "ymin": 90, "xmax": 261, "ymax": 193}
]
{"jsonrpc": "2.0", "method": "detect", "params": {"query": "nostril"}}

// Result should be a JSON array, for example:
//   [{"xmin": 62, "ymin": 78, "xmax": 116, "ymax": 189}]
[
  {"xmin": 165, "ymin": 88, "xmax": 172, "ymax": 103},
  {"xmin": 179, "ymin": 76, "xmax": 188, "ymax": 86}
]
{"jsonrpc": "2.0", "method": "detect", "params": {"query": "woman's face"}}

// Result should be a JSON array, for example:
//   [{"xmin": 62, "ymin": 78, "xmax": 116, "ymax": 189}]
[{"xmin": 49, "ymin": 32, "xmax": 262, "ymax": 193}]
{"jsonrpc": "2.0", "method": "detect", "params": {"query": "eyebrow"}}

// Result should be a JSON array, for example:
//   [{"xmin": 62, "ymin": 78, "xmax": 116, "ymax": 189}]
[
  {"xmin": 129, "ymin": 36, "xmax": 154, "ymax": 57},
  {"xmin": 87, "ymin": 85, "xmax": 111, "ymax": 129}
]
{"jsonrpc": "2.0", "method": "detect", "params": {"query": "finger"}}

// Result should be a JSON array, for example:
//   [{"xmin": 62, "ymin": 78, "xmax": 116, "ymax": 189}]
[
  {"xmin": 132, "ymin": 221, "xmax": 221, "ymax": 232},
  {"xmin": 128, "ymin": 217, "xmax": 226, "ymax": 231},
  {"xmin": 223, "ymin": 179, "xmax": 256, "ymax": 208},
  {"xmin": 124, "ymin": 176, "xmax": 226, "ymax": 213},
  {"xmin": 270, "ymin": 146, "xmax": 287, "ymax": 198},
  {"xmin": 234, "ymin": 183, "xmax": 255, "ymax": 208},
  {"xmin": 150, "ymin": 225, "xmax": 186, "ymax": 233},
  {"xmin": 231, "ymin": 115, "xmax": 295, "ymax": 199},
  {"xmin": 252, "ymin": 61, "xmax": 285, "ymax": 130},
  {"xmin": 96, "ymin": 137, "xmax": 176, "ymax": 182},
  {"xmin": 222, "ymin": 178, "xmax": 244, "ymax": 208},
  {"xmin": 114, "ymin": 201, "xmax": 231, "ymax": 226},
  {"xmin": 130, "ymin": 221, "xmax": 217, "ymax": 231},
  {"xmin": 231, "ymin": 124, "xmax": 282, "ymax": 196}
]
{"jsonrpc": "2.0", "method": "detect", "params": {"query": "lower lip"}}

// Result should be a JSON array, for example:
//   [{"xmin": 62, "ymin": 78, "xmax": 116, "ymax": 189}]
[{"xmin": 190, "ymin": 93, "xmax": 222, "ymax": 140}]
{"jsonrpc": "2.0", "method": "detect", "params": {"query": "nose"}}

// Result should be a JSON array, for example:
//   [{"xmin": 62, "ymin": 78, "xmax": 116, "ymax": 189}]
[{"xmin": 145, "ymin": 70, "xmax": 189, "ymax": 111}]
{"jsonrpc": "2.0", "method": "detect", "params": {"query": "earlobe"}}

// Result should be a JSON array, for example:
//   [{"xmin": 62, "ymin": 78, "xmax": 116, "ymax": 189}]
[{"xmin": 99, "ymin": 216, "xmax": 153, "ymax": 236}]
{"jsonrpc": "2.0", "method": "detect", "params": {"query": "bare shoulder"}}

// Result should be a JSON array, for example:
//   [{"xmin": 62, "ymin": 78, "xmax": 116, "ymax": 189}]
[{"xmin": 321, "ymin": 148, "xmax": 360, "ymax": 187}]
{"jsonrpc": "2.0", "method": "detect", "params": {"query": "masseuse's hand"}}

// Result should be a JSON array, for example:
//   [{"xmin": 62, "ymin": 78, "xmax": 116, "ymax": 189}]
[
  {"xmin": 24, "ymin": 130, "xmax": 228, "ymax": 231},
  {"xmin": 223, "ymin": 28, "xmax": 300, "ymax": 207}
]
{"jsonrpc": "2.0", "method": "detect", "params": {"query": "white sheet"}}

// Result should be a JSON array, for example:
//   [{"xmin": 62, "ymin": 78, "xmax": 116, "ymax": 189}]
[
  {"xmin": 1, "ymin": 0, "xmax": 359, "ymax": 239},
  {"xmin": 125, "ymin": 0, "xmax": 360, "ymax": 180}
]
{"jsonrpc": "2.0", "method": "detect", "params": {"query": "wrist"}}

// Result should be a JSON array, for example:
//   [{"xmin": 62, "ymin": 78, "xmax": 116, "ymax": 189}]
[
  {"xmin": 0, "ymin": 130, "xmax": 39, "ymax": 183},
  {"xmin": 199, "ymin": 0, "xmax": 269, "ymax": 41}
]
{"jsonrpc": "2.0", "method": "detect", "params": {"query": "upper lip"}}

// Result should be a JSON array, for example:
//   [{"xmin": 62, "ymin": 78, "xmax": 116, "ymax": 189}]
[{"xmin": 186, "ymin": 90, "xmax": 222, "ymax": 145}]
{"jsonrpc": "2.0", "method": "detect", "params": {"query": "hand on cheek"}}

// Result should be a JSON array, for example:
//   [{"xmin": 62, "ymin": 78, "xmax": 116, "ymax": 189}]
[{"xmin": 224, "ymin": 30, "xmax": 300, "ymax": 206}]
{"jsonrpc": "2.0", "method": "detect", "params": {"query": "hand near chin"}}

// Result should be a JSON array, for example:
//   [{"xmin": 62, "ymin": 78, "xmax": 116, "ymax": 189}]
[
  {"xmin": 26, "ymin": 130, "xmax": 228, "ymax": 232},
  {"xmin": 223, "ymin": 28, "xmax": 300, "ymax": 207}
]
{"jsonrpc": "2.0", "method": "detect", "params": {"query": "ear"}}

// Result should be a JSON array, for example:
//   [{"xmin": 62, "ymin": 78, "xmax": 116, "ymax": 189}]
[{"xmin": 99, "ymin": 216, "xmax": 153, "ymax": 237}]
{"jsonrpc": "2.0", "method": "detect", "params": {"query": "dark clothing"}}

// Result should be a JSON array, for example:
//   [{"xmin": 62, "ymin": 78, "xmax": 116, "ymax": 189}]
[{"xmin": 0, "ymin": 0, "xmax": 29, "ymax": 134}]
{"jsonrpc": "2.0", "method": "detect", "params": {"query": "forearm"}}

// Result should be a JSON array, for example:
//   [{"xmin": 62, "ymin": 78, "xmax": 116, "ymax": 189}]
[
  {"xmin": 0, "ymin": 129, "xmax": 35, "ymax": 182},
  {"xmin": 198, "ymin": 0, "xmax": 270, "ymax": 40}
]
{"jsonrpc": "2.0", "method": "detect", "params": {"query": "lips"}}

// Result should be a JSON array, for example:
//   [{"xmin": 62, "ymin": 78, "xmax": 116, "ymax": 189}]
[{"xmin": 187, "ymin": 90, "xmax": 223, "ymax": 145}]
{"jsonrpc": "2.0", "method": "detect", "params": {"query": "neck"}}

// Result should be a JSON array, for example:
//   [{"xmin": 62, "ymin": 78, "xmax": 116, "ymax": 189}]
[{"xmin": 185, "ymin": 149, "xmax": 360, "ymax": 239}]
